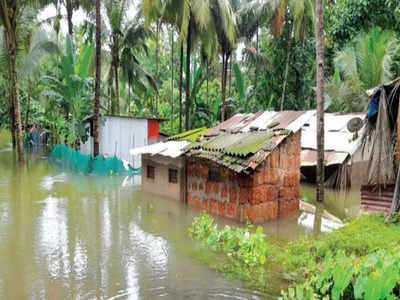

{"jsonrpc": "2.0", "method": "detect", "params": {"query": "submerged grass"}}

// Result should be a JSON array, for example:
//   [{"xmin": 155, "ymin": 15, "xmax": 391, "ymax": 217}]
[
  {"xmin": 189, "ymin": 213, "xmax": 400, "ymax": 297},
  {"xmin": 0, "ymin": 129, "xmax": 11, "ymax": 149}
]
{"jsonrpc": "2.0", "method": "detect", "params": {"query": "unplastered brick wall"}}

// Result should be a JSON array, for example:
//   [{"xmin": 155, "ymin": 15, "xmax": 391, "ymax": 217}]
[{"xmin": 187, "ymin": 130, "xmax": 301, "ymax": 223}]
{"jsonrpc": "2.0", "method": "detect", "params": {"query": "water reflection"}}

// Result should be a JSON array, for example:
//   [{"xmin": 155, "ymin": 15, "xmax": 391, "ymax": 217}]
[{"xmin": 0, "ymin": 150, "xmax": 268, "ymax": 299}]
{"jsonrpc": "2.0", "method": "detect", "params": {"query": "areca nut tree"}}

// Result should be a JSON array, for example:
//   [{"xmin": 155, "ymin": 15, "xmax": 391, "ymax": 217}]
[
  {"xmin": 315, "ymin": 0, "xmax": 325, "ymax": 203},
  {"xmin": 94, "ymin": 0, "xmax": 101, "ymax": 156}
]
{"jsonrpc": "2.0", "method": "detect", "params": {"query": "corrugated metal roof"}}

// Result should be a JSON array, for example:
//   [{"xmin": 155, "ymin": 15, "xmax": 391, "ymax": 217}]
[
  {"xmin": 205, "ymin": 110, "xmax": 311, "ymax": 136},
  {"xmin": 187, "ymin": 110, "xmax": 312, "ymax": 173},
  {"xmin": 188, "ymin": 131, "xmax": 275, "ymax": 157},
  {"xmin": 301, "ymin": 150, "xmax": 349, "ymax": 166},
  {"xmin": 301, "ymin": 113, "xmax": 365, "ymax": 164},
  {"xmin": 130, "ymin": 141, "xmax": 189, "ymax": 158}
]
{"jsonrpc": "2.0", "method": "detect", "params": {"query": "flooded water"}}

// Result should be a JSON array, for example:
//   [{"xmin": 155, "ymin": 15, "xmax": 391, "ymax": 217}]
[{"xmin": 0, "ymin": 149, "xmax": 361, "ymax": 299}]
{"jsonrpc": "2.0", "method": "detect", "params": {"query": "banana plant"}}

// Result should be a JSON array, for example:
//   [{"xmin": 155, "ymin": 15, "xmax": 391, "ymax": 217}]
[{"xmin": 41, "ymin": 35, "xmax": 94, "ymax": 146}]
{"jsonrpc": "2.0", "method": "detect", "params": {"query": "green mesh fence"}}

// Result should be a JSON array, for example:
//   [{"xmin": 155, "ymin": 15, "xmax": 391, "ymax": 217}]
[{"xmin": 48, "ymin": 144, "xmax": 141, "ymax": 176}]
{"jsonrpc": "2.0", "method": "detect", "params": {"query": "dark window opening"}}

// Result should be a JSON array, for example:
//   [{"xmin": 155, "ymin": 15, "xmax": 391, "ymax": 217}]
[
  {"xmin": 208, "ymin": 169, "xmax": 220, "ymax": 182},
  {"xmin": 147, "ymin": 165, "xmax": 155, "ymax": 179},
  {"xmin": 168, "ymin": 168, "xmax": 178, "ymax": 183}
]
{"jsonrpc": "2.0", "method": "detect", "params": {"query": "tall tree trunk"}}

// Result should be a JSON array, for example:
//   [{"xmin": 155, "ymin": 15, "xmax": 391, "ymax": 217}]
[
  {"xmin": 154, "ymin": 21, "xmax": 160, "ymax": 115},
  {"xmin": 228, "ymin": 53, "xmax": 233, "ymax": 98},
  {"xmin": 185, "ymin": 20, "xmax": 192, "ymax": 131},
  {"xmin": 206, "ymin": 60, "xmax": 209, "ymax": 107},
  {"xmin": 281, "ymin": 26, "xmax": 294, "ymax": 111},
  {"xmin": 1, "ymin": 1, "xmax": 24, "ymax": 162},
  {"xmin": 25, "ymin": 80, "xmax": 31, "ymax": 133},
  {"xmin": 93, "ymin": 0, "xmax": 101, "ymax": 157},
  {"xmin": 179, "ymin": 42, "xmax": 183, "ymax": 133},
  {"xmin": 9, "ymin": 34, "xmax": 24, "ymax": 162},
  {"xmin": 315, "ymin": 0, "xmax": 325, "ymax": 203},
  {"xmin": 255, "ymin": 23, "xmax": 259, "ymax": 98},
  {"xmin": 170, "ymin": 29, "xmax": 174, "ymax": 131},
  {"xmin": 8, "ymin": 88, "xmax": 16, "ymax": 148},
  {"xmin": 221, "ymin": 53, "xmax": 230, "ymax": 122},
  {"xmin": 66, "ymin": 0, "xmax": 73, "ymax": 36},
  {"xmin": 113, "ymin": 36, "xmax": 120, "ymax": 115}
]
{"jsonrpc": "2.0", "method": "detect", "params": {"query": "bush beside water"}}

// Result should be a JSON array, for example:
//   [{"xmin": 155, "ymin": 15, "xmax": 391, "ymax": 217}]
[{"xmin": 189, "ymin": 213, "xmax": 400, "ymax": 299}]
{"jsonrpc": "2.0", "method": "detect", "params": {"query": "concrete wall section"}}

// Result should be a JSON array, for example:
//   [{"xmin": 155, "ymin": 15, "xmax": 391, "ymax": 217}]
[
  {"xmin": 187, "ymin": 131, "xmax": 302, "ymax": 223},
  {"xmin": 142, "ymin": 154, "xmax": 185, "ymax": 201}
]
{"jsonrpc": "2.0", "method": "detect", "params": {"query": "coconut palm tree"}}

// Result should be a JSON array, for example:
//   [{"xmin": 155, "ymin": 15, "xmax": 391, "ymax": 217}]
[
  {"xmin": 105, "ymin": 0, "xmax": 128, "ymax": 115},
  {"xmin": 315, "ymin": 0, "xmax": 324, "ymax": 202},
  {"xmin": 241, "ymin": 0, "xmax": 314, "ymax": 110},
  {"xmin": 142, "ymin": 0, "xmax": 236, "ymax": 129},
  {"xmin": 327, "ymin": 28, "xmax": 399, "ymax": 112}
]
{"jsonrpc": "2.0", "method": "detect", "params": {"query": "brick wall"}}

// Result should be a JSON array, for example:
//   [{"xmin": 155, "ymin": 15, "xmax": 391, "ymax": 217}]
[{"xmin": 187, "ymin": 130, "xmax": 301, "ymax": 223}]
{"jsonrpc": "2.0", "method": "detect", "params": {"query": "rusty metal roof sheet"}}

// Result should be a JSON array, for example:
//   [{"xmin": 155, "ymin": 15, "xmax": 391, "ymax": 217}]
[
  {"xmin": 204, "ymin": 110, "xmax": 312, "ymax": 137},
  {"xmin": 301, "ymin": 150, "xmax": 349, "ymax": 167},
  {"xmin": 301, "ymin": 112, "xmax": 366, "ymax": 168},
  {"xmin": 187, "ymin": 110, "xmax": 313, "ymax": 173}
]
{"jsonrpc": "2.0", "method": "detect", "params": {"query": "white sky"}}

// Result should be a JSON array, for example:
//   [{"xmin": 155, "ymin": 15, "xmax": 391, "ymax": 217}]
[{"xmin": 38, "ymin": 3, "xmax": 137, "ymax": 34}]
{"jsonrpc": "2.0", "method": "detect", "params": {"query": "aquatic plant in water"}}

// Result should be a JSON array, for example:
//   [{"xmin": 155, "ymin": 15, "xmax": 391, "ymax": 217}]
[{"xmin": 188, "ymin": 213, "xmax": 271, "ymax": 285}]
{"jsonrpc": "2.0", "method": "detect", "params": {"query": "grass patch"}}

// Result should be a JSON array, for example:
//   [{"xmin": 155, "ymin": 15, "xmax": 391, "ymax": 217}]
[
  {"xmin": 0, "ymin": 129, "xmax": 11, "ymax": 149},
  {"xmin": 280, "ymin": 214, "xmax": 400, "ymax": 274},
  {"xmin": 188, "ymin": 213, "xmax": 400, "ymax": 297}
]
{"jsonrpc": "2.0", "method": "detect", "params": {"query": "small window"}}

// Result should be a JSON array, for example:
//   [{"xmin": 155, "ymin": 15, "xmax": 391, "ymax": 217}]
[
  {"xmin": 208, "ymin": 169, "xmax": 220, "ymax": 182},
  {"xmin": 168, "ymin": 168, "xmax": 178, "ymax": 183},
  {"xmin": 147, "ymin": 165, "xmax": 155, "ymax": 179}
]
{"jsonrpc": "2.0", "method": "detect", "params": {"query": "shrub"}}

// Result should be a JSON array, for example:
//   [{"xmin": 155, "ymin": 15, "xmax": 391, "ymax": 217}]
[
  {"xmin": 189, "ymin": 213, "xmax": 271, "ymax": 284},
  {"xmin": 280, "ymin": 249, "xmax": 400, "ymax": 299}
]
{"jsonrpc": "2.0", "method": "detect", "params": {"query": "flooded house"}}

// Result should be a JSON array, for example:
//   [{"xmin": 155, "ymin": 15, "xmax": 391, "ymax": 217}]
[
  {"xmin": 301, "ymin": 113, "xmax": 369, "ymax": 188},
  {"xmin": 360, "ymin": 78, "xmax": 400, "ymax": 212},
  {"xmin": 81, "ymin": 115, "xmax": 165, "ymax": 168},
  {"xmin": 185, "ymin": 111, "xmax": 314, "ymax": 223},
  {"xmin": 130, "ymin": 128, "xmax": 208, "ymax": 201}
]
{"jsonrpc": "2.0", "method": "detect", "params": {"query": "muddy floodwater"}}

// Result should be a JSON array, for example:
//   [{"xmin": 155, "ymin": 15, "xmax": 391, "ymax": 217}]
[{"xmin": 0, "ymin": 149, "xmax": 361, "ymax": 299}]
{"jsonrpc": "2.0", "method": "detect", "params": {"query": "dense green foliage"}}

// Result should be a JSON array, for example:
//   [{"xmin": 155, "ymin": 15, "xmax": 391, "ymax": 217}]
[
  {"xmin": 1, "ymin": 0, "xmax": 400, "ymax": 142},
  {"xmin": 281, "ymin": 250, "xmax": 400, "ymax": 299}
]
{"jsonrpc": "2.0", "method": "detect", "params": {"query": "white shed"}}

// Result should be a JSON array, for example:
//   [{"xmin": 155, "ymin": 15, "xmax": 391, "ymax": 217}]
[{"xmin": 81, "ymin": 115, "xmax": 164, "ymax": 168}]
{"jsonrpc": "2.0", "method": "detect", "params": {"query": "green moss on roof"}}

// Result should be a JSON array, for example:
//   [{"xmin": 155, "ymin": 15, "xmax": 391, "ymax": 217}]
[
  {"xmin": 168, "ymin": 127, "xmax": 209, "ymax": 142},
  {"xmin": 189, "ymin": 131, "xmax": 274, "ymax": 157}
]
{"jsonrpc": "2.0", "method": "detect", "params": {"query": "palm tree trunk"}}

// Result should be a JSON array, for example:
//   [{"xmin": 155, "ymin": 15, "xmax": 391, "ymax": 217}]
[
  {"xmin": 9, "ymin": 96, "xmax": 16, "ymax": 148},
  {"xmin": 221, "ymin": 53, "xmax": 229, "ymax": 122},
  {"xmin": 170, "ymin": 29, "xmax": 174, "ymax": 131},
  {"xmin": 25, "ymin": 80, "xmax": 31, "ymax": 133},
  {"xmin": 281, "ymin": 26, "xmax": 294, "ymax": 111},
  {"xmin": 9, "ymin": 34, "xmax": 24, "ymax": 162},
  {"xmin": 2, "ymin": 2, "xmax": 23, "ymax": 162},
  {"xmin": 228, "ymin": 54, "xmax": 233, "ymax": 98},
  {"xmin": 221, "ymin": 53, "xmax": 226, "ymax": 121},
  {"xmin": 66, "ymin": 0, "xmax": 73, "ymax": 36},
  {"xmin": 179, "ymin": 42, "xmax": 183, "ymax": 133},
  {"xmin": 315, "ymin": 0, "xmax": 325, "ymax": 203},
  {"xmin": 206, "ymin": 60, "xmax": 209, "ymax": 108},
  {"xmin": 93, "ymin": 0, "xmax": 101, "ymax": 157},
  {"xmin": 114, "ymin": 37, "xmax": 120, "ymax": 115},
  {"xmin": 185, "ymin": 20, "xmax": 192, "ymax": 131}
]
